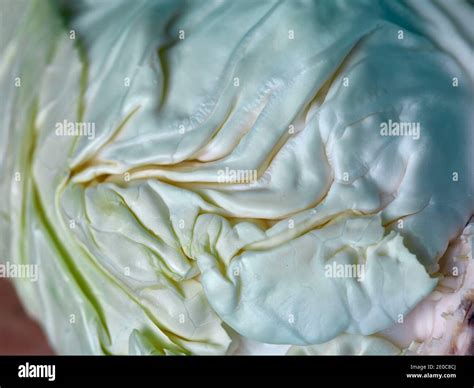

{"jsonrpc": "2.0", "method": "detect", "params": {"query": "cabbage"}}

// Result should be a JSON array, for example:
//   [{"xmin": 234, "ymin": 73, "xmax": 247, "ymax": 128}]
[
  {"xmin": 1, "ymin": 0, "xmax": 472, "ymax": 355},
  {"xmin": 287, "ymin": 334, "xmax": 401, "ymax": 356}
]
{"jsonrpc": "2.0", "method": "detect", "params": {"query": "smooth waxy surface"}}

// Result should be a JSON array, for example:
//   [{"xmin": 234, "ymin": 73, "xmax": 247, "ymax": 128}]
[{"xmin": 1, "ymin": 0, "xmax": 472, "ymax": 353}]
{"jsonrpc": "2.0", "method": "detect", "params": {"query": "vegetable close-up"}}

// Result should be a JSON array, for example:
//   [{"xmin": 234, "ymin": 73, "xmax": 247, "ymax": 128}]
[{"xmin": 0, "ymin": 0, "xmax": 472, "ymax": 364}]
